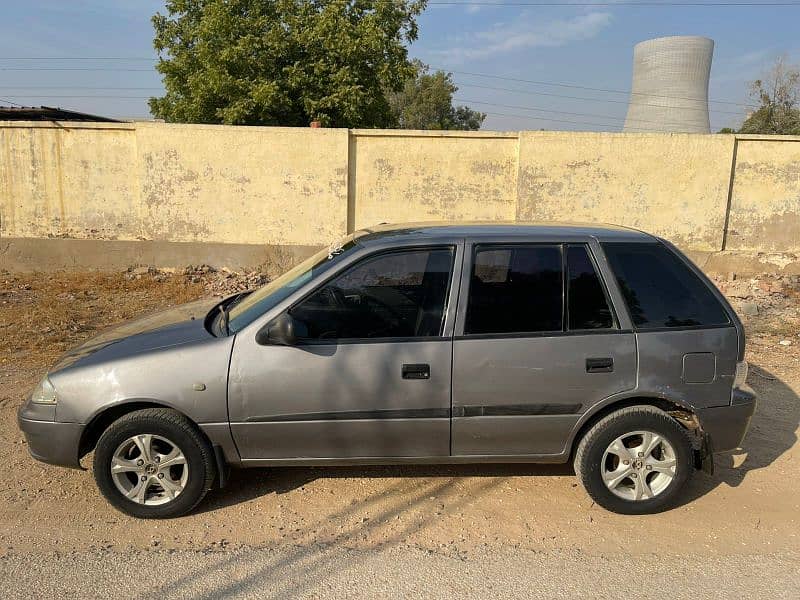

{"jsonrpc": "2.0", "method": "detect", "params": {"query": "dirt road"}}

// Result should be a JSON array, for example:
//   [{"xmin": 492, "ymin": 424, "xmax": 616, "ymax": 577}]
[{"xmin": 1, "ymin": 271, "xmax": 798, "ymax": 597}]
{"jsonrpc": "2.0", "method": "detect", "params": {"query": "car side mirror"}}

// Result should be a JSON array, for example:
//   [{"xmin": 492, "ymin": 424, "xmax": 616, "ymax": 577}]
[{"xmin": 255, "ymin": 313, "xmax": 306, "ymax": 346}]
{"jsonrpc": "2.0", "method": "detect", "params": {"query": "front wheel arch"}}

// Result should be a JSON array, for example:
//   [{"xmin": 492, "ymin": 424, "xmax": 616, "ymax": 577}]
[
  {"xmin": 92, "ymin": 407, "xmax": 216, "ymax": 518},
  {"xmin": 79, "ymin": 400, "xmax": 199, "ymax": 461}
]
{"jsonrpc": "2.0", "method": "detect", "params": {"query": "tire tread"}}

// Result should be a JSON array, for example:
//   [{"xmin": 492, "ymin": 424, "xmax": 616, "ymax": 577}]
[
  {"xmin": 574, "ymin": 405, "xmax": 694, "ymax": 514},
  {"xmin": 93, "ymin": 408, "xmax": 215, "ymax": 519}
]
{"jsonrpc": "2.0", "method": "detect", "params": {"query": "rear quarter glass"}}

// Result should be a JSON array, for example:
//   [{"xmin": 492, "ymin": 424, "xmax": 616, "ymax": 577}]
[{"xmin": 600, "ymin": 242, "xmax": 729, "ymax": 330}]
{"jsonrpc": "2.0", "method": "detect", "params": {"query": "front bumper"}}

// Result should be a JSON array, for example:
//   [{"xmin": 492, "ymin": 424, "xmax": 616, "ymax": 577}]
[
  {"xmin": 17, "ymin": 414, "xmax": 84, "ymax": 469},
  {"xmin": 697, "ymin": 385, "xmax": 757, "ymax": 453}
]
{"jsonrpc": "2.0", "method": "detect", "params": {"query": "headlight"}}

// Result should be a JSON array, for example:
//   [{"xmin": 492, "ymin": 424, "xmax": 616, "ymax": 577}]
[
  {"xmin": 31, "ymin": 376, "xmax": 58, "ymax": 405},
  {"xmin": 733, "ymin": 361, "xmax": 748, "ymax": 388}
]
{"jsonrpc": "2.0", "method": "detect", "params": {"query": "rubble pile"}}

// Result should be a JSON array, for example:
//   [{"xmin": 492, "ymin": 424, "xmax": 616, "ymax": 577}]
[
  {"xmin": 711, "ymin": 272, "xmax": 800, "ymax": 340},
  {"xmin": 125, "ymin": 265, "xmax": 270, "ymax": 296},
  {"xmin": 712, "ymin": 273, "xmax": 800, "ymax": 314}
]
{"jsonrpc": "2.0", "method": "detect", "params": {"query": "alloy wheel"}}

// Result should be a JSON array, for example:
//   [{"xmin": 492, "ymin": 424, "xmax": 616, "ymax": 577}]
[
  {"xmin": 110, "ymin": 434, "xmax": 189, "ymax": 506},
  {"xmin": 601, "ymin": 430, "xmax": 677, "ymax": 501}
]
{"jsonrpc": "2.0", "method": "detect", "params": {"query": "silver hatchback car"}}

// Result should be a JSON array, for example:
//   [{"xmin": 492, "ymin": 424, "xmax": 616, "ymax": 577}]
[{"xmin": 19, "ymin": 223, "xmax": 756, "ymax": 518}]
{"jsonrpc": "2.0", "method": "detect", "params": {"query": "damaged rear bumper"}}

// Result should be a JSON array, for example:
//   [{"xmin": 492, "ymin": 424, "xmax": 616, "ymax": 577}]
[{"xmin": 697, "ymin": 385, "xmax": 757, "ymax": 454}]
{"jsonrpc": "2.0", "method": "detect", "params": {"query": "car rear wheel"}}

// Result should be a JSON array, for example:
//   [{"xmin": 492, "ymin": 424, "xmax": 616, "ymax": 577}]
[
  {"xmin": 574, "ymin": 405, "xmax": 694, "ymax": 515},
  {"xmin": 93, "ymin": 408, "xmax": 215, "ymax": 519}
]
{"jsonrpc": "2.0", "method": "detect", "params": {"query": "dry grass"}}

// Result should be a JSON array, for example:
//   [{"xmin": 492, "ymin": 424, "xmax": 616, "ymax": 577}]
[{"xmin": 0, "ymin": 271, "xmax": 206, "ymax": 369}]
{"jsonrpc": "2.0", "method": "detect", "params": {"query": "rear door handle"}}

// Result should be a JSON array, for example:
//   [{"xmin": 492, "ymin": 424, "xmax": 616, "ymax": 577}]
[
  {"xmin": 586, "ymin": 357, "xmax": 614, "ymax": 373},
  {"xmin": 402, "ymin": 363, "xmax": 430, "ymax": 380}
]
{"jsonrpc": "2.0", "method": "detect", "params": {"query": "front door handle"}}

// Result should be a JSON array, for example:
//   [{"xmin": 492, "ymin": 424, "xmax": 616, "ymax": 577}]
[
  {"xmin": 402, "ymin": 363, "xmax": 430, "ymax": 380},
  {"xmin": 586, "ymin": 357, "xmax": 613, "ymax": 373}
]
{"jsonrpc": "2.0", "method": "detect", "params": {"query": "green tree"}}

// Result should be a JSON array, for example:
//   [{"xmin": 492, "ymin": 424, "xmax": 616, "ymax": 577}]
[
  {"xmin": 386, "ymin": 61, "xmax": 486, "ymax": 130},
  {"xmin": 149, "ymin": 0, "xmax": 425, "ymax": 127},
  {"xmin": 739, "ymin": 55, "xmax": 800, "ymax": 135}
]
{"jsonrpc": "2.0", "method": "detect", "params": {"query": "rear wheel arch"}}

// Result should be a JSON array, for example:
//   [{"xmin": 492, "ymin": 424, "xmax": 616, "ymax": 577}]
[
  {"xmin": 568, "ymin": 395, "xmax": 702, "ymax": 460},
  {"xmin": 573, "ymin": 404, "xmax": 695, "ymax": 513}
]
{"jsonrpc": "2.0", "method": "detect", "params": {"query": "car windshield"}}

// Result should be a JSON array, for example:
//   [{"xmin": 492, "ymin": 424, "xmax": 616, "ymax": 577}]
[{"xmin": 227, "ymin": 237, "xmax": 359, "ymax": 333}]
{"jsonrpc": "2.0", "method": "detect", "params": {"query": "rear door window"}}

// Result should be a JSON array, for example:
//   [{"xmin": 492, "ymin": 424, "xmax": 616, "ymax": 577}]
[
  {"xmin": 602, "ymin": 242, "xmax": 729, "ymax": 329},
  {"xmin": 464, "ymin": 245, "xmax": 563, "ymax": 335},
  {"xmin": 566, "ymin": 245, "xmax": 615, "ymax": 330}
]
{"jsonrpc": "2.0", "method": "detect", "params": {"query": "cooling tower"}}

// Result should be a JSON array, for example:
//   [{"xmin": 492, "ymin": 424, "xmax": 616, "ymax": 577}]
[{"xmin": 623, "ymin": 36, "xmax": 714, "ymax": 133}]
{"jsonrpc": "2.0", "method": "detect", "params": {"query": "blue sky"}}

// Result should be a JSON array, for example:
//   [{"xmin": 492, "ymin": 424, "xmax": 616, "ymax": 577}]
[{"xmin": 0, "ymin": 1, "xmax": 797, "ymax": 131}]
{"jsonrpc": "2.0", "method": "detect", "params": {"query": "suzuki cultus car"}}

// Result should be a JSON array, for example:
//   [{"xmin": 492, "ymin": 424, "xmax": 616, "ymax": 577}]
[{"xmin": 19, "ymin": 223, "xmax": 756, "ymax": 518}]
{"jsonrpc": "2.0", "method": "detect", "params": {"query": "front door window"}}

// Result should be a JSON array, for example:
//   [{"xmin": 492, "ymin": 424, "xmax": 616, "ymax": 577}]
[{"xmin": 291, "ymin": 247, "xmax": 455, "ymax": 341}]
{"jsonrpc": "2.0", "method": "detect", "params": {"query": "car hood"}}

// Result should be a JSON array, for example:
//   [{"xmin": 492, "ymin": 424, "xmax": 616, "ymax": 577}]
[{"xmin": 51, "ymin": 297, "xmax": 222, "ymax": 372}]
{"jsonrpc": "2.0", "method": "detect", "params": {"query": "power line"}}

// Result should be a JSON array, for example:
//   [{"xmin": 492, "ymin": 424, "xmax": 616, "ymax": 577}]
[
  {"xmin": 1, "ymin": 95, "xmax": 150, "ymax": 99},
  {"xmin": 480, "ymin": 110, "xmax": 621, "ymax": 129},
  {"xmin": 457, "ymin": 82, "xmax": 746, "ymax": 116},
  {"xmin": 440, "ymin": 68, "xmax": 758, "ymax": 108},
  {"xmin": 454, "ymin": 96, "xmax": 718, "ymax": 129},
  {"xmin": 0, "ymin": 59, "xmax": 758, "ymax": 109},
  {"xmin": 0, "ymin": 86, "xmax": 162, "ymax": 90},
  {"xmin": 481, "ymin": 110, "xmax": 686, "ymax": 132},
  {"xmin": 0, "ymin": 57, "xmax": 156, "ymax": 61},
  {"xmin": 0, "ymin": 97, "xmax": 24, "ymax": 107},
  {"xmin": 0, "ymin": 91, "xmax": 693, "ymax": 127},
  {"xmin": 427, "ymin": 0, "xmax": 800, "ymax": 4},
  {"xmin": 0, "ymin": 68, "xmax": 154, "ymax": 72}
]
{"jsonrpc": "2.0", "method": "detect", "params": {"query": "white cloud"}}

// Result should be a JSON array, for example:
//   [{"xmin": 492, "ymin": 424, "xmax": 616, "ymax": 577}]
[
  {"xmin": 434, "ymin": 12, "xmax": 613, "ymax": 63},
  {"xmin": 463, "ymin": 0, "xmax": 504, "ymax": 14},
  {"xmin": 733, "ymin": 48, "xmax": 773, "ymax": 68}
]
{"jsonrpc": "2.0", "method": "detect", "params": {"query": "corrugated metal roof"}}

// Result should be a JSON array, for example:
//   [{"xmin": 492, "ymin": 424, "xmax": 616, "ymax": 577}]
[{"xmin": 0, "ymin": 105, "xmax": 120, "ymax": 122}]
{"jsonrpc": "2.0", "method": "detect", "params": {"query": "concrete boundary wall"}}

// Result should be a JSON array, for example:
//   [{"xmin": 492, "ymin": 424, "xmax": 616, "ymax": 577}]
[{"xmin": 1, "ymin": 122, "xmax": 799, "ymax": 274}]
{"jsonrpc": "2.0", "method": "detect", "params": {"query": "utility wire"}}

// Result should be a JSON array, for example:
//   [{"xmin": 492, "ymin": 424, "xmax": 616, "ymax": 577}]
[
  {"xmin": 0, "ymin": 92, "xmax": 697, "ymax": 127},
  {"xmin": 427, "ymin": 1, "xmax": 800, "ymax": 4},
  {"xmin": 0, "ymin": 65, "xmax": 757, "ymax": 109},
  {"xmin": 0, "ymin": 82, "xmax": 747, "ymax": 118},
  {"xmin": 0, "ymin": 97, "xmax": 24, "ymax": 107},
  {"xmin": 0, "ymin": 86, "xmax": 163, "ymax": 90},
  {"xmin": 454, "ymin": 97, "xmax": 719, "ymax": 129},
  {"xmin": 439, "ymin": 68, "xmax": 758, "ymax": 108},
  {"xmin": 0, "ymin": 57, "xmax": 156, "ymax": 61},
  {"xmin": 480, "ymin": 110, "xmax": 622, "ymax": 129},
  {"xmin": 0, "ymin": 92, "xmax": 734, "ymax": 128},
  {"xmin": 1, "ymin": 94, "xmax": 150, "ymax": 100},
  {"xmin": 457, "ymin": 82, "xmax": 746, "ymax": 116},
  {"xmin": 0, "ymin": 68, "xmax": 153, "ymax": 72},
  {"xmin": 481, "ymin": 110, "xmax": 682, "ymax": 132},
  {"xmin": 0, "ymin": 58, "xmax": 756, "ymax": 108}
]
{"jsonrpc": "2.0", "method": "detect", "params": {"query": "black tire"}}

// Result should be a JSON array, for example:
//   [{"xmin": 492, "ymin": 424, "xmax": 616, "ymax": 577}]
[
  {"xmin": 574, "ymin": 405, "xmax": 694, "ymax": 515},
  {"xmin": 93, "ymin": 408, "xmax": 216, "ymax": 519}
]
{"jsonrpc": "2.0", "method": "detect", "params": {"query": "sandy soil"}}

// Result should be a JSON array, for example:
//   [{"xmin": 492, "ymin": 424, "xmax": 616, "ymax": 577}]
[{"xmin": 0, "ymin": 271, "xmax": 798, "ymax": 561}]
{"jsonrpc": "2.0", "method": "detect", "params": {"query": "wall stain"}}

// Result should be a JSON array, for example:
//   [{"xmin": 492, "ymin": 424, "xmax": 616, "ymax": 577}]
[{"xmin": 374, "ymin": 158, "xmax": 395, "ymax": 180}]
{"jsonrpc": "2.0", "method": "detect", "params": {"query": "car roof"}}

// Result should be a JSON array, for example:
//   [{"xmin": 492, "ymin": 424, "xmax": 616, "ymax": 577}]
[{"xmin": 353, "ymin": 221, "xmax": 655, "ymax": 246}]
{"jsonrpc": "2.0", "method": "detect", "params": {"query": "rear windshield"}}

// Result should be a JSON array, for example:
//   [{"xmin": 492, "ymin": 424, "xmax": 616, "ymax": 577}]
[{"xmin": 602, "ymin": 242, "xmax": 730, "ymax": 329}]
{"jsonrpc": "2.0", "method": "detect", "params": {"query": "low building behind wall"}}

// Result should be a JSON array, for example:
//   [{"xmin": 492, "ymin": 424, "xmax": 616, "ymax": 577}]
[{"xmin": 1, "ymin": 122, "xmax": 799, "ymax": 275}]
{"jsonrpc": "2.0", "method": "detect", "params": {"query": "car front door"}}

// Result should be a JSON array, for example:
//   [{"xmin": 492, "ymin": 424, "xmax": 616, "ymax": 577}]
[
  {"xmin": 451, "ymin": 239, "xmax": 637, "ymax": 457},
  {"xmin": 228, "ymin": 242, "xmax": 462, "ymax": 461}
]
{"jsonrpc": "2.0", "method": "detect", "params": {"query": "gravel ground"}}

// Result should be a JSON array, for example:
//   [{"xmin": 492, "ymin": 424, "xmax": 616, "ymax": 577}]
[{"xmin": 2, "ymin": 545, "xmax": 798, "ymax": 600}]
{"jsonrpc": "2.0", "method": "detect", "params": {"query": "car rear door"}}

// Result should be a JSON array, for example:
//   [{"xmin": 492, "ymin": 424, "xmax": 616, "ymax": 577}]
[{"xmin": 451, "ymin": 238, "xmax": 637, "ymax": 457}]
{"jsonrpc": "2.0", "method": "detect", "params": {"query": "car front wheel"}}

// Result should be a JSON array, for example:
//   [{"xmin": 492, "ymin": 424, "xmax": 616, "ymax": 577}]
[
  {"xmin": 93, "ymin": 408, "xmax": 216, "ymax": 519},
  {"xmin": 574, "ymin": 405, "xmax": 694, "ymax": 515}
]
